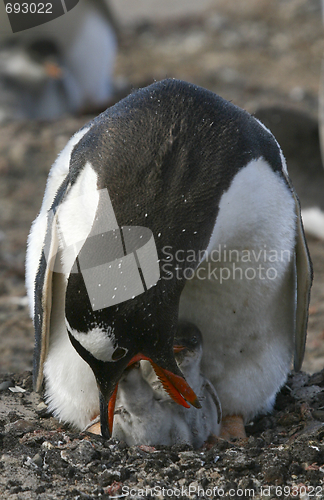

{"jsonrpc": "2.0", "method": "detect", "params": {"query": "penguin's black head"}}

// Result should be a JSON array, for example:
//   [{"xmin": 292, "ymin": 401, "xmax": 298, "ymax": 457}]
[
  {"xmin": 65, "ymin": 272, "xmax": 200, "ymax": 437},
  {"xmin": 174, "ymin": 321, "xmax": 203, "ymax": 351},
  {"xmin": 174, "ymin": 321, "xmax": 203, "ymax": 367}
]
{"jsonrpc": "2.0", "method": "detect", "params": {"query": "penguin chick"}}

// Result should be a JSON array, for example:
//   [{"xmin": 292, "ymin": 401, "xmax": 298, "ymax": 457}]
[
  {"xmin": 173, "ymin": 321, "xmax": 222, "ymax": 448},
  {"xmin": 116, "ymin": 322, "xmax": 221, "ymax": 448},
  {"xmin": 112, "ymin": 362, "xmax": 193, "ymax": 447}
]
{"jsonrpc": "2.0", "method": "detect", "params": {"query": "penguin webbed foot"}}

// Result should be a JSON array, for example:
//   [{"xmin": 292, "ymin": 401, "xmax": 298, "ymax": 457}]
[
  {"xmin": 202, "ymin": 433, "xmax": 224, "ymax": 449},
  {"xmin": 220, "ymin": 414, "xmax": 247, "ymax": 441},
  {"xmin": 82, "ymin": 416, "xmax": 101, "ymax": 435}
]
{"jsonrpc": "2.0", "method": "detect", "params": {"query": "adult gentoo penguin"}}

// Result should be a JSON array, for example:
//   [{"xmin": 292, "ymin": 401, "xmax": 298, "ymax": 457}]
[{"xmin": 26, "ymin": 79, "xmax": 312, "ymax": 440}]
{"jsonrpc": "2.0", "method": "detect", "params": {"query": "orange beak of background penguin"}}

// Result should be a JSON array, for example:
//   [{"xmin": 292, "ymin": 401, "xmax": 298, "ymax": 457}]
[{"xmin": 107, "ymin": 351, "xmax": 201, "ymax": 435}]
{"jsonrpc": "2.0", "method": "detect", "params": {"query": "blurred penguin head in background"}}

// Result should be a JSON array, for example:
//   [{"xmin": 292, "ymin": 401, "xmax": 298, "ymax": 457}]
[{"xmin": 0, "ymin": 0, "xmax": 118, "ymax": 122}]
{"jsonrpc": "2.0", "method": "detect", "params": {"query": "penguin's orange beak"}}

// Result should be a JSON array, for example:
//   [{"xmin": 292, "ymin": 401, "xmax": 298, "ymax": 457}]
[
  {"xmin": 44, "ymin": 61, "xmax": 62, "ymax": 79},
  {"xmin": 107, "ymin": 352, "xmax": 201, "ymax": 435}
]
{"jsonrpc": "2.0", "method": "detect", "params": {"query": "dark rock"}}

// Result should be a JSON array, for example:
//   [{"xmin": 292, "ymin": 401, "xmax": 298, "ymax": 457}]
[
  {"xmin": 254, "ymin": 107, "xmax": 324, "ymax": 211},
  {"xmin": 312, "ymin": 410, "xmax": 324, "ymax": 422},
  {"xmin": 35, "ymin": 485, "xmax": 46, "ymax": 494},
  {"xmin": 263, "ymin": 464, "xmax": 288, "ymax": 484},
  {"xmin": 4, "ymin": 419, "xmax": 35, "ymax": 436},
  {"xmin": 99, "ymin": 468, "xmax": 122, "ymax": 486},
  {"xmin": 289, "ymin": 461, "xmax": 305, "ymax": 476},
  {"xmin": 308, "ymin": 371, "xmax": 324, "ymax": 387},
  {"xmin": 277, "ymin": 412, "xmax": 301, "ymax": 427}
]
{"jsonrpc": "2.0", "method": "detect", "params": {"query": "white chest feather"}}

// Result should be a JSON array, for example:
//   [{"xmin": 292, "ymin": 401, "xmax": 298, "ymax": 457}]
[{"xmin": 179, "ymin": 157, "xmax": 297, "ymax": 420}]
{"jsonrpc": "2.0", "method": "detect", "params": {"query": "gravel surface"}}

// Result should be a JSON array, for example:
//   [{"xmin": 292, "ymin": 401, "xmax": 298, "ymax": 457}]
[
  {"xmin": 2, "ymin": 370, "xmax": 324, "ymax": 499},
  {"xmin": 0, "ymin": 0, "xmax": 324, "ymax": 497}
]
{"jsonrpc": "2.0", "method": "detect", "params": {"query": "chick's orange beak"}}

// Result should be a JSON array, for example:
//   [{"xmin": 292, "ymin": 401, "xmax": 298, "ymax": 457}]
[{"xmin": 173, "ymin": 345, "xmax": 186, "ymax": 353}]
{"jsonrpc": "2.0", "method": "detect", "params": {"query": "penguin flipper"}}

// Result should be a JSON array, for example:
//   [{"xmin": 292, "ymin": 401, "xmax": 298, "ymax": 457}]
[
  {"xmin": 27, "ymin": 126, "xmax": 92, "ymax": 393},
  {"xmin": 33, "ymin": 182, "xmax": 68, "ymax": 392},
  {"xmin": 292, "ymin": 191, "xmax": 313, "ymax": 371},
  {"xmin": 32, "ymin": 160, "xmax": 115, "ymax": 431},
  {"xmin": 202, "ymin": 378, "xmax": 222, "ymax": 425}
]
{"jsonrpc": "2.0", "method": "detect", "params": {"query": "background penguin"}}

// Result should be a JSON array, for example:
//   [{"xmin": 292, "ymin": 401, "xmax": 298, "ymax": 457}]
[
  {"xmin": 0, "ymin": 38, "xmax": 77, "ymax": 121},
  {"xmin": 0, "ymin": 0, "xmax": 118, "ymax": 121},
  {"xmin": 26, "ymin": 79, "xmax": 312, "ymax": 440}
]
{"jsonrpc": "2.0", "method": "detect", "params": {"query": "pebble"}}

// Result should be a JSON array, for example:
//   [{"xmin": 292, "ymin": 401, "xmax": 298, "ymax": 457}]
[
  {"xmin": 291, "ymin": 385, "xmax": 323, "ymax": 400},
  {"xmin": 4, "ymin": 419, "xmax": 34, "ymax": 436},
  {"xmin": 42, "ymin": 441, "xmax": 54, "ymax": 450},
  {"xmin": 8, "ymin": 386, "xmax": 26, "ymax": 393},
  {"xmin": 36, "ymin": 402, "xmax": 48, "ymax": 416},
  {"xmin": 61, "ymin": 439, "xmax": 100, "ymax": 468},
  {"xmin": 312, "ymin": 410, "xmax": 324, "ymax": 422},
  {"xmin": 99, "ymin": 468, "xmax": 121, "ymax": 484},
  {"xmin": 31, "ymin": 453, "xmax": 43, "ymax": 467},
  {"xmin": 178, "ymin": 451, "xmax": 196, "ymax": 459}
]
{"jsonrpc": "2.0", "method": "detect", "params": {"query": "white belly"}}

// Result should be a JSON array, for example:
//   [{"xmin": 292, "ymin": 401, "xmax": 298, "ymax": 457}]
[{"xmin": 179, "ymin": 158, "xmax": 296, "ymax": 421}]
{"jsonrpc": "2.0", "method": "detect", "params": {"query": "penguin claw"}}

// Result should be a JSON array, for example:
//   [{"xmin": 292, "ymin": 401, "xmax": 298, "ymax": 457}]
[{"xmin": 84, "ymin": 419, "xmax": 102, "ymax": 436}]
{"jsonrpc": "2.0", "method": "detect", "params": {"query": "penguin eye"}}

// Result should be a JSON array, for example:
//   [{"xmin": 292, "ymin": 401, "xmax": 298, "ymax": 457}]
[
  {"xmin": 190, "ymin": 336, "xmax": 198, "ymax": 346},
  {"xmin": 112, "ymin": 347, "xmax": 127, "ymax": 361}
]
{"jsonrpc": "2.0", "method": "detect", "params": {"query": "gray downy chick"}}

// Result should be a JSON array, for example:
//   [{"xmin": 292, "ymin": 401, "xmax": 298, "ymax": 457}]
[
  {"xmin": 112, "ymin": 361, "xmax": 193, "ymax": 446},
  {"xmin": 114, "ymin": 322, "xmax": 221, "ymax": 448}
]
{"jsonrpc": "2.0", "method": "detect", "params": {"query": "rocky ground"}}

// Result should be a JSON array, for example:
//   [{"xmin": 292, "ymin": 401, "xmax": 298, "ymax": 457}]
[
  {"xmin": 0, "ymin": 0, "xmax": 324, "ymax": 498},
  {"xmin": 2, "ymin": 370, "xmax": 324, "ymax": 499}
]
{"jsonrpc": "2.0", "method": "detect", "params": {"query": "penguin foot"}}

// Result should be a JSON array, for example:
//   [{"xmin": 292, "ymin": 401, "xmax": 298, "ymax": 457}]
[
  {"xmin": 83, "ymin": 416, "xmax": 101, "ymax": 436},
  {"xmin": 202, "ymin": 434, "xmax": 224, "ymax": 449},
  {"xmin": 220, "ymin": 415, "xmax": 246, "ymax": 441}
]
